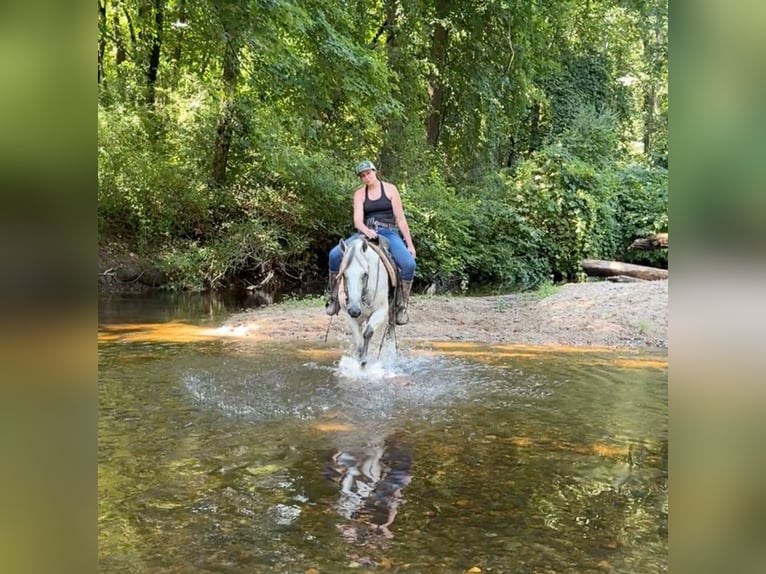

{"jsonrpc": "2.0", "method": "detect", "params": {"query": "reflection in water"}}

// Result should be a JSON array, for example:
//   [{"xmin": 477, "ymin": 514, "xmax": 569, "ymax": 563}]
[{"xmin": 325, "ymin": 433, "xmax": 413, "ymax": 543}]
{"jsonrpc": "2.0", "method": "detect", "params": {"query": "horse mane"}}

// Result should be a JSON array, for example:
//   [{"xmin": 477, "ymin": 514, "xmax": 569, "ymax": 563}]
[
  {"xmin": 338, "ymin": 237, "xmax": 367, "ymax": 277},
  {"xmin": 338, "ymin": 238, "xmax": 397, "ymax": 286}
]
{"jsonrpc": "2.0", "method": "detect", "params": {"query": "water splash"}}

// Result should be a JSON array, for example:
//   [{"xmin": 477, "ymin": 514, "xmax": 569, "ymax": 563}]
[
  {"xmin": 335, "ymin": 354, "xmax": 408, "ymax": 383},
  {"xmin": 180, "ymin": 342, "xmax": 565, "ymax": 426}
]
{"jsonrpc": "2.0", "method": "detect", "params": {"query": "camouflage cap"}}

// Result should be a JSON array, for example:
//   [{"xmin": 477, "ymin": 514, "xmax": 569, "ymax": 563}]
[{"xmin": 355, "ymin": 160, "xmax": 376, "ymax": 175}]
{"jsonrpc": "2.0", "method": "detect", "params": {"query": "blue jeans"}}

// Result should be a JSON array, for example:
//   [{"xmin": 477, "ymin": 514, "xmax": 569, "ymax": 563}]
[{"xmin": 329, "ymin": 229, "xmax": 416, "ymax": 281}]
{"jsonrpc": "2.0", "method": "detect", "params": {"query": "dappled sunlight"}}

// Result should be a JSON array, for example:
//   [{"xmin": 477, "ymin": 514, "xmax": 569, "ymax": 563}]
[
  {"xmin": 556, "ymin": 440, "xmax": 630, "ymax": 458},
  {"xmin": 410, "ymin": 342, "xmax": 666, "ymax": 370},
  {"xmin": 97, "ymin": 320, "xmax": 305, "ymax": 344},
  {"xmin": 97, "ymin": 323, "xmax": 666, "ymax": 372},
  {"xmin": 612, "ymin": 358, "xmax": 667, "ymax": 369},
  {"xmin": 313, "ymin": 422, "xmax": 356, "ymax": 432},
  {"xmin": 98, "ymin": 321, "xmax": 229, "ymax": 343},
  {"xmin": 504, "ymin": 436, "xmax": 630, "ymax": 458},
  {"xmin": 101, "ymin": 301, "xmax": 667, "ymax": 574},
  {"xmin": 421, "ymin": 341, "xmax": 616, "ymax": 354},
  {"xmin": 297, "ymin": 348, "xmax": 343, "ymax": 360}
]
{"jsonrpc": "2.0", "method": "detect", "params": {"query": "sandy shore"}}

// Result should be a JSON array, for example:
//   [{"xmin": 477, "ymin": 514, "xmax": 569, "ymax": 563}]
[{"xmin": 226, "ymin": 279, "xmax": 668, "ymax": 351}]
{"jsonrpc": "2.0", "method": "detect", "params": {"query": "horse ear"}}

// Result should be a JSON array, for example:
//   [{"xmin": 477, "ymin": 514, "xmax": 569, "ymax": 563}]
[
  {"xmin": 340, "ymin": 239, "xmax": 347, "ymax": 253},
  {"xmin": 361, "ymin": 240, "xmax": 368, "ymax": 252}
]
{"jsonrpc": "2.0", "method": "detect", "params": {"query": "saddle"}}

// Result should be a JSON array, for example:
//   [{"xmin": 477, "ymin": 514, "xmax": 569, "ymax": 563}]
[
  {"xmin": 365, "ymin": 236, "xmax": 399, "ymax": 287},
  {"xmin": 364, "ymin": 237, "xmax": 403, "ymax": 326}
]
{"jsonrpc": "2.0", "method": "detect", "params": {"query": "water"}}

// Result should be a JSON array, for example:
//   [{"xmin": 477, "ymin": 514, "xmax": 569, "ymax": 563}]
[{"xmin": 99, "ymin": 294, "xmax": 667, "ymax": 573}]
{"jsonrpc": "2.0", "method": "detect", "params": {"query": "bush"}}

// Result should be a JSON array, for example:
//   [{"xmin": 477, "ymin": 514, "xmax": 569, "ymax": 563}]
[
  {"xmin": 405, "ymin": 173, "xmax": 475, "ymax": 290},
  {"xmin": 98, "ymin": 101, "xmax": 215, "ymax": 244},
  {"xmin": 158, "ymin": 219, "xmax": 305, "ymax": 291},
  {"xmin": 614, "ymin": 163, "xmax": 668, "ymax": 267}
]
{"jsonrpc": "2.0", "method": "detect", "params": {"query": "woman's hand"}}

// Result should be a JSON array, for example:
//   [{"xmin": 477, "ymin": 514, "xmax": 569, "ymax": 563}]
[{"xmin": 407, "ymin": 244, "xmax": 416, "ymax": 258}]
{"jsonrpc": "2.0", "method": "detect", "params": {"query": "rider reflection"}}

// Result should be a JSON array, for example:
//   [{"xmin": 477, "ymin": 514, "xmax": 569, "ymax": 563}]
[{"xmin": 324, "ymin": 434, "xmax": 413, "ymax": 542}]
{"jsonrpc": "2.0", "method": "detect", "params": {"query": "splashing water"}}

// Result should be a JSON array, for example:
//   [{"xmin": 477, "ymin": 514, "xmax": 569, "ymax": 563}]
[
  {"xmin": 180, "ymin": 344, "xmax": 499, "ymax": 425},
  {"xmin": 335, "ymin": 349, "xmax": 410, "ymax": 383}
]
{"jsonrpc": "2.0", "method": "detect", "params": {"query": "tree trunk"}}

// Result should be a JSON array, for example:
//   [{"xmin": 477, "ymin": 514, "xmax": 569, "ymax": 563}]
[
  {"xmin": 581, "ymin": 259, "xmax": 668, "ymax": 281},
  {"xmin": 379, "ymin": 0, "xmax": 401, "ymax": 172},
  {"xmin": 426, "ymin": 0, "xmax": 450, "ymax": 148},
  {"xmin": 122, "ymin": 0, "xmax": 136, "ymax": 49},
  {"xmin": 145, "ymin": 0, "xmax": 164, "ymax": 106},
  {"xmin": 114, "ymin": 2, "xmax": 128, "ymax": 67},
  {"xmin": 212, "ymin": 101, "xmax": 235, "ymax": 188},
  {"xmin": 172, "ymin": 0, "xmax": 187, "ymax": 76},
  {"xmin": 528, "ymin": 102, "xmax": 542, "ymax": 154},
  {"xmin": 642, "ymin": 81, "xmax": 656, "ymax": 158},
  {"xmin": 211, "ymin": 28, "xmax": 241, "ymax": 189},
  {"xmin": 641, "ymin": 3, "xmax": 665, "ymax": 161},
  {"xmin": 98, "ymin": 0, "xmax": 107, "ymax": 84},
  {"xmin": 628, "ymin": 233, "xmax": 668, "ymax": 251}
]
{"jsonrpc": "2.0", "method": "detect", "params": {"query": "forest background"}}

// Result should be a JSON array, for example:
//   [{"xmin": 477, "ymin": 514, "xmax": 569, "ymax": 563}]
[{"xmin": 97, "ymin": 0, "xmax": 668, "ymax": 295}]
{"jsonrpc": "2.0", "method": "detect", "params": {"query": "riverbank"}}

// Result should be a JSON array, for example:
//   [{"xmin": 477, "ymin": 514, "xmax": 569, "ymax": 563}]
[{"xmin": 225, "ymin": 279, "xmax": 668, "ymax": 350}]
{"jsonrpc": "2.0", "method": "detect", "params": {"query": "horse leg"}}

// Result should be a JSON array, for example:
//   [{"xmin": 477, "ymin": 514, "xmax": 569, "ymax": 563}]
[
  {"xmin": 359, "ymin": 325, "xmax": 374, "ymax": 367},
  {"xmin": 358, "ymin": 310, "xmax": 385, "ymax": 367},
  {"xmin": 362, "ymin": 306, "xmax": 390, "ymax": 363},
  {"xmin": 346, "ymin": 318, "xmax": 366, "ymax": 365}
]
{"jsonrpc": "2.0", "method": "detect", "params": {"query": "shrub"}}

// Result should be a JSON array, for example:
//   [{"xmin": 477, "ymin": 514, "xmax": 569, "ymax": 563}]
[{"xmin": 614, "ymin": 163, "xmax": 668, "ymax": 267}]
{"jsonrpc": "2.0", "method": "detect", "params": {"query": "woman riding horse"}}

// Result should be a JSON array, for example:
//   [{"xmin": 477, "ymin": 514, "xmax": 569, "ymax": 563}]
[{"xmin": 326, "ymin": 161, "xmax": 416, "ymax": 325}]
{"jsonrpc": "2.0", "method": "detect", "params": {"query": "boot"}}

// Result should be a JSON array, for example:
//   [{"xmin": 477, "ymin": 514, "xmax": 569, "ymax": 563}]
[
  {"xmin": 395, "ymin": 280, "xmax": 413, "ymax": 325},
  {"xmin": 325, "ymin": 271, "xmax": 340, "ymax": 316}
]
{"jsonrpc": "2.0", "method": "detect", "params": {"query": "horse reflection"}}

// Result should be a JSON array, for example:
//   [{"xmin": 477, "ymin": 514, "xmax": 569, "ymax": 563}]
[{"xmin": 324, "ymin": 434, "xmax": 413, "ymax": 542}]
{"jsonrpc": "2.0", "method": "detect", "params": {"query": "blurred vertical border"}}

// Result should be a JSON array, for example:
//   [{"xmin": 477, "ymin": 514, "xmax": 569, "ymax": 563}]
[
  {"xmin": 672, "ymin": 1, "xmax": 766, "ymax": 573},
  {"xmin": 0, "ymin": 1, "xmax": 93, "ymax": 573}
]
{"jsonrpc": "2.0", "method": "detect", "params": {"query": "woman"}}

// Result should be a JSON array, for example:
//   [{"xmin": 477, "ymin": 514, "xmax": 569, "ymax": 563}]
[{"xmin": 326, "ymin": 160, "xmax": 416, "ymax": 325}]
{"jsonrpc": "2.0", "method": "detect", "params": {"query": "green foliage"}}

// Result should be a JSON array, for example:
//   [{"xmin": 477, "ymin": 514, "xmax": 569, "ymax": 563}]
[
  {"xmin": 461, "ymin": 174, "xmax": 552, "ymax": 290},
  {"xmin": 506, "ymin": 127, "xmax": 623, "ymax": 281},
  {"xmin": 541, "ymin": 50, "xmax": 617, "ymax": 141},
  {"xmin": 405, "ymin": 173, "xmax": 475, "ymax": 289},
  {"xmin": 557, "ymin": 105, "xmax": 620, "ymax": 167},
  {"xmin": 534, "ymin": 281, "xmax": 560, "ymax": 300},
  {"xmin": 158, "ymin": 219, "xmax": 302, "ymax": 290},
  {"xmin": 614, "ymin": 163, "xmax": 668, "ymax": 267},
  {"xmin": 97, "ymin": 101, "xmax": 216, "ymax": 244},
  {"xmin": 97, "ymin": 0, "xmax": 668, "ymax": 292}
]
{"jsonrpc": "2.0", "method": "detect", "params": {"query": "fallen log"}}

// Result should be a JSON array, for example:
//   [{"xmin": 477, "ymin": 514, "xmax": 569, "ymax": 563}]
[
  {"xmin": 629, "ymin": 233, "xmax": 668, "ymax": 251},
  {"xmin": 581, "ymin": 259, "xmax": 668, "ymax": 281}
]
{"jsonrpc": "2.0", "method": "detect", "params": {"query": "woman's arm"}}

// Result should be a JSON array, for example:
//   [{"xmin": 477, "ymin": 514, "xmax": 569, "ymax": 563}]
[
  {"xmin": 389, "ymin": 185, "xmax": 416, "ymax": 257},
  {"xmin": 353, "ymin": 188, "xmax": 377, "ymax": 239}
]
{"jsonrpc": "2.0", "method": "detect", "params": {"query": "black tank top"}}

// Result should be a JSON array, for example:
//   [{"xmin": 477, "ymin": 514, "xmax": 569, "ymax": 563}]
[{"xmin": 363, "ymin": 183, "xmax": 396, "ymax": 224}]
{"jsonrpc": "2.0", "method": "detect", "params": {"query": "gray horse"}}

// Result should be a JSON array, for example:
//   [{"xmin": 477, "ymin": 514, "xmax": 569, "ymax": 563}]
[{"xmin": 338, "ymin": 237, "xmax": 395, "ymax": 367}]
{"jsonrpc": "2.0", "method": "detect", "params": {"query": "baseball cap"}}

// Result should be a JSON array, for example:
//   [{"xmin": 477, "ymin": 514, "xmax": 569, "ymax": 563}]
[{"xmin": 355, "ymin": 160, "xmax": 376, "ymax": 175}]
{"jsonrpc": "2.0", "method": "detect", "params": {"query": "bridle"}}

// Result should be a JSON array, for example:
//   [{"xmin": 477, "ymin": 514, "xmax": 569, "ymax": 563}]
[{"xmin": 340, "ymin": 240, "xmax": 383, "ymax": 308}]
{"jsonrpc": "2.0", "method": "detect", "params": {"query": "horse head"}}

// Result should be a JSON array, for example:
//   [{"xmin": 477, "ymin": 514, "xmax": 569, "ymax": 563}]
[{"xmin": 339, "ymin": 238, "xmax": 371, "ymax": 318}]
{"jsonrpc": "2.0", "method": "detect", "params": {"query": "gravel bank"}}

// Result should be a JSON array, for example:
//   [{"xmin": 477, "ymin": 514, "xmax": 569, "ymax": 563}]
[{"xmin": 228, "ymin": 279, "xmax": 668, "ymax": 350}]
